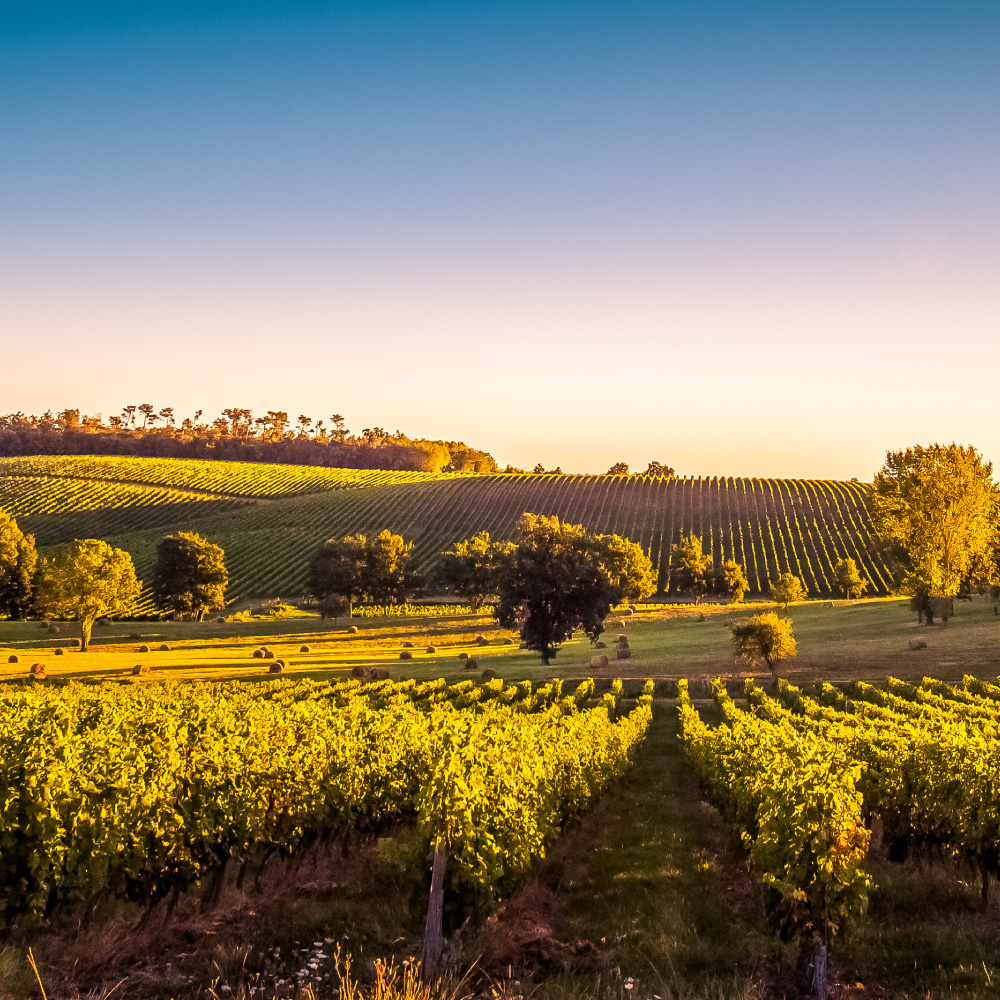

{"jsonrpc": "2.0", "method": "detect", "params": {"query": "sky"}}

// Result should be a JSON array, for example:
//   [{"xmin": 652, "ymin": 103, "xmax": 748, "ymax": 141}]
[{"xmin": 2, "ymin": 1, "xmax": 998, "ymax": 479}]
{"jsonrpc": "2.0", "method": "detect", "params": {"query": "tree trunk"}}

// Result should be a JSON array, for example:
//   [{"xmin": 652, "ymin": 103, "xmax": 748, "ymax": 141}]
[
  {"xmin": 81, "ymin": 619, "xmax": 93, "ymax": 652},
  {"xmin": 197, "ymin": 609, "xmax": 205, "ymax": 622},
  {"xmin": 804, "ymin": 939, "xmax": 827, "ymax": 998},
  {"xmin": 422, "ymin": 841, "xmax": 447, "ymax": 980}
]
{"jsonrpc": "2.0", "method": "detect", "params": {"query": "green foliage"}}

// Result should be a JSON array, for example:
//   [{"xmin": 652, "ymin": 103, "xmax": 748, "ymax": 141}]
[
  {"xmin": 833, "ymin": 557, "xmax": 868, "ymax": 600},
  {"xmin": 151, "ymin": 531, "xmax": 228, "ymax": 620},
  {"xmin": 731, "ymin": 611, "xmax": 797, "ymax": 674},
  {"xmin": 670, "ymin": 533, "xmax": 712, "ymax": 601},
  {"xmin": 34, "ymin": 539, "xmax": 141, "ymax": 649},
  {"xmin": 718, "ymin": 559, "xmax": 749, "ymax": 603},
  {"xmin": 597, "ymin": 532, "xmax": 656, "ymax": 604},
  {"xmin": 366, "ymin": 529, "xmax": 421, "ymax": 605},
  {"xmin": 436, "ymin": 531, "xmax": 514, "ymax": 610},
  {"xmin": 770, "ymin": 572, "xmax": 807, "ymax": 610},
  {"xmin": 0, "ymin": 510, "xmax": 36, "ymax": 619},
  {"xmin": 605, "ymin": 461, "xmax": 629, "ymax": 475},
  {"xmin": 495, "ymin": 514, "xmax": 618, "ymax": 664},
  {"xmin": 872, "ymin": 442, "xmax": 999, "ymax": 598}
]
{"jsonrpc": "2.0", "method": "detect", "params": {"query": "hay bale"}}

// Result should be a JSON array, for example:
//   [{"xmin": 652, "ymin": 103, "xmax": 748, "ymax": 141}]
[
  {"xmin": 402, "ymin": 641, "xmax": 414, "ymax": 648},
  {"xmin": 617, "ymin": 634, "xmax": 628, "ymax": 643},
  {"xmin": 54, "ymin": 648, "xmax": 65, "ymax": 656},
  {"xmin": 458, "ymin": 652, "xmax": 469, "ymax": 660},
  {"xmin": 129, "ymin": 632, "xmax": 141, "ymax": 640},
  {"xmin": 216, "ymin": 616, "xmax": 226, "ymax": 623},
  {"xmin": 475, "ymin": 635, "xmax": 489, "ymax": 646},
  {"xmin": 40, "ymin": 620, "xmax": 50, "ymax": 628},
  {"xmin": 595, "ymin": 641, "xmax": 607, "ymax": 649},
  {"xmin": 909, "ymin": 638, "xmax": 928, "ymax": 651},
  {"xmin": 621, "ymin": 608, "xmax": 634, "ymax": 616},
  {"xmin": 464, "ymin": 657, "xmax": 479, "ymax": 671},
  {"xmin": 96, "ymin": 617, "xmax": 111, "ymax": 626},
  {"xmin": 399, "ymin": 650, "xmax": 413, "ymax": 660},
  {"xmin": 299, "ymin": 644, "xmax": 310, "ymax": 653},
  {"xmin": 263, "ymin": 650, "xmax": 275, "ymax": 660},
  {"xmin": 426, "ymin": 645, "xmax": 437, "ymax": 653},
  {"xmin": 372, "ymin": 668, "xmax": 390, "ymax": 680},
  {"xmin": 71, "ymin": 638, "xmax": 82, "ymax": 648},
  {"xmin": 48, "ymin": 626, "xmax": 60, "ymax": 634},
  {"xmin": 481, "ymin": 669, "xmax": 498, "ymax": 681},
  {"xmin": 252, "ymin": 649, "xmax": 264, "ymax": 659},
  {"xmin": 7, "ymin": 655, "xmax": 17, "ymax": 663},
  {"xmin": 500, "ymin": 637, "xmax": 514, "ymax": 645},
  {"xmin": 132, "ymin": 664, "xmax": 150, "ymax": 676},
  {"xmin": 30, "ymin": 664, "xmax": 45, "ymax": 680},
  {"xmin": 590, "ymin": 654, "xmax": 609, "ymax": 668},
  {"xmin": 138, "ymin": 645, "xmax": 150, "ymax": 653},
  {"xmin": 616, "ymin": 647, "xmax": 631, "ymax": 660},
  {"xmin": 347, "ymin": 625, "xmax": 359, "ymax": 634},
  {"xmin": 350, "ymin": 665, "xmax": 366, "ymax": 678},
  {"xmin": 158, "ymin": 643, "xmax": 170, "ymax": 652},
  {"xmin": 269, "ymin": 661, "xmax": 284, "ymax": 674}
]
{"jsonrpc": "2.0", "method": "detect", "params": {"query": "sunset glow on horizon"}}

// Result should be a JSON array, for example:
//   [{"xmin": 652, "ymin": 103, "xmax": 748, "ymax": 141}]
[{"xmin": 3, "ymin": 2, "xmax": 999, "ymax": 479}]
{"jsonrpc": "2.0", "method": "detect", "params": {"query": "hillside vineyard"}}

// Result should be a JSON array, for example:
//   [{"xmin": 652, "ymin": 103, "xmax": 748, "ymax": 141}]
[{"xmin": 1, "ymin": 457, "xmax": 892, "ymax": 600}]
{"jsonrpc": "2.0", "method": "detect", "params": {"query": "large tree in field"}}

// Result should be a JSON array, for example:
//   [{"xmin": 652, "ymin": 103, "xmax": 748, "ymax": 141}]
[
  {"xmin": 717, "ymin": 560, "xmax": 749, "ymax": 604},
  {"xmin": 151, "ymin": 531, "xmax": 228, "ymax": 620},
  {"xmin": 35, "ymin": 539, "xmax": 141, "ymax": 650},
  {"xmin": 731, "ymin": 612, "xmax": 796, "ymax": 685},
  {"xmin": 365, "ymin": 529, "xmax": 421, "ymax": 605},
  {"xmin": 833, "ymin": 557, "xmax": 869, "ymax": 601},
  {"xmin": 771, "ymin": 572, "xmax": 807, "ymax": 612},
  {"xmin": 872, "ymin": 443, "xmax": 999, "ymax": 603},
  {"xmin": 670, "ymin": 533, "xmax": 711, "ymax": 602},
  {"xmin": 597, "ymin": 533, "xmax": 657, "ymax": 604},
  {"xmin": 436, "ymin": 531, "xmax": 515, "ymax": 610},
  {"xmin": 495, "ymin": 514, "xmax": 618, "ymax": 665},
  {"xmin": 0, "ymin": 511, "xmax": 38, "ymax": 620}
]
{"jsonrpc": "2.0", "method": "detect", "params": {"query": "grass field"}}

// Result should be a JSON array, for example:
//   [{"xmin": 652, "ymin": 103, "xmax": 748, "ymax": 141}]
[{"xmin": 1, "ymin": 455, "xmax": 894, "ymax": 601}]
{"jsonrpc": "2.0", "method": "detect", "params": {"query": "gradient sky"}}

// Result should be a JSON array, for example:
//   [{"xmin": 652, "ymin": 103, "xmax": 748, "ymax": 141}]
[{"xmin": 2, "ymin": 1, "xmax": 999, "ymax": 478}]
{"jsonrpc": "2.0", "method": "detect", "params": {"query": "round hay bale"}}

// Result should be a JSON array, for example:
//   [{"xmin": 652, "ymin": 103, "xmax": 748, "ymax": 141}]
[
  {"xmin": 138, "ymin": 645, "xmax": 150, "ymax": 654},
  {"xmin": 347, "ymin": 625, "xmax": 359, "ymax": 634},
  {"xmin": 402, "ymin": 641, "xmax": 414, "ymax": 649},
  {"xmin": 158, "ymin": 643, "xmax": 170, "ymax": 652},
  {"xmin": 372, "ymin": 668, "xmax": 390, "ymax": 680},
  {"xmin": 908, "ymin": 638, "xmax": 928, "ymax": 651},
  {"xmin": 475, "ymin": 635, "xmax": 489, "ymax": 646},
  {"xmin": 464, "ymin": 657, "xmax": 479, "ymax": 671},
  {"xmin": 40, "ymin": 620, "xmax": 50, "ymax": 628},
  {"xmin": 71, "ymin": 638, "xmax": 82, "ymax": 648},
  {"xmin": 616, "ymin": 647, "xmax": 631, "ymax": 660},
  {"xmin": 129, "ymin": 632, "xmax": 141, "ymax": 640},
  {"xmin": 269, "ymin": 661, "xmax": 284, "ymax": 674},
  {"xmin": 399, "ymin": 650, "xmax": 413, "ymax": 660},
  {"xmin": 426, "ymin": 645, "xmax": 437, "ymax": 653},
  {"xmin": 30, "ymin": 664, "xmax": 45, "ymax": 680},
  {"xmin": 263, "ymin": 650, "xmax": 275, "ymax": 660},
  {"xmin": 621, "ymin": 608, "xmax": 634, "ymax": 616},
  {"xmin": 617, "ymin": 634, "xmax": 628, "ymax": 643},
  {"xmin": 299, "ymin": 645, "xmax": 310, "ymax": 653},
  {"xmin": 595, "ymin": 641, "xmax": 607, "ymax": 649},
  {"xmin": 132, "ymin": 664, "xmax": 150, "ymax": 676},
  {"xmin": 590, "ymin": 654, "xmax": 609, "ymax": 668},
  {"xmin": 458, "ymin": 652, "xmax": 469, "ymax": 660},
  {"xmin": 350, "ymin": 665, "xmax": 366, "ymax": 678},
  {"xmin": 481, "ymin": 669, "xmax": 498, "ymax": 681},
  {"xmin": 96, "ymin": 617, "xmax": 111, "ymax": 626},
  {"xmin": 500, "ymin": 637, "xmax": 514, "ymax": 645},
  {"xmin": 7, "ymin": 655, "xmax": 17, "ymax": 663},
  {"xmin": 216, "ymin": 616, "xmax": 226, "ymax": 623},
  {"xmin": 252, "ymin": 649, "xmax": 264, "ymax": 659},
  {"xmin": 54, "ymin": 648, "xmax": 64, "ymax": 656},
  {"xmin": 48, "ymin": 626, "xmax": 60, "ymax": 634}
]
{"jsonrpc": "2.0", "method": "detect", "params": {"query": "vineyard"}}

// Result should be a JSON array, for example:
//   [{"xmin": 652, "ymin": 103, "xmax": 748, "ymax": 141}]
[
  {"xmin": 1, "ymin": 455, "xmax": 895, "ymax": 601},
  {"xmin": 679, "ymin": 673, "xmax": 1000, "ymax": 993},
  {"xmin": 0, "ymin": 673, "xmax": 650, "ymax": 936}
]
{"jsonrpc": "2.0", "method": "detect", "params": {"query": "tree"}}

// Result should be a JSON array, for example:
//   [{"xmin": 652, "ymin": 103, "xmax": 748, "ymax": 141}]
[
  {"xmin": 872, "ymin": 443, "xmax": 999, "ymax": 600},
  {"xmin": 307, "ymin": 530, "xmax": 419, "ymax": 615},
  {"xmin": 605, "ymin": 461, "xmax": 629, "ymax": 475},
  {"xmin": 597, "ymin": 533, "xmax": 656, "ymax": 604},
  {"xmin": 833, "ymin": 557, "xmax": 869, "ymax": 601},
  {"xmin": 718, "ymin": 560, "xmax": 749, "ymax": 604},
  {"xmin": 495, "ymin": 514, "xmax": 618, "ymax": 665},
  {"xmin": 642, "ymin": 461, "xmax": 675, "ymax": 478},
  {"xmin": 34, "ymin": 540, "xmax": 141, "ymax": 650},
  {"xmin": 0, "ymin": 511, "xmax": 37, "ymax": 619},
  {"xmin": 670, "ymin": 533, "xmax": 711, "ymax": 602},
  {"xmin": 151, "ymin": 531, "xmax": 228, "ymax": 620},
  {"xmin": 731, "ymin": 612, "xmax": 796, "ymax": 683},
  {"xmin": 532, "ymin": 463, "xmax": 545, "ymax": 474},
  {"xmin": 307, "ymin": 534, "xmax": 369, "ymax": 616},
  {"xmin": 771, "ymin": 572, "xmax": 806, "ymax": 611},
  {"xmin": 436, "ymin": 531, "xmax": 514, "ymax": 610}
]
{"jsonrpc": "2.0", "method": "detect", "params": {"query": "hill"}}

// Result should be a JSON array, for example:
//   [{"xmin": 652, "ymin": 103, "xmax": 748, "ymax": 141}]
[{"xmin": 1, "ymin": 455, "xmax": 895, "ymax": 602}]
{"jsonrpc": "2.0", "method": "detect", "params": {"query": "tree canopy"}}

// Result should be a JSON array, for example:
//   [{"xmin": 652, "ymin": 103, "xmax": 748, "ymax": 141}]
[
  {"xmin": 670, "ymin": 533, "xmax": 711, "ymax": 602},
  {"xmin": 435, "ymin": 531, "xmax": 515, "ymax": 610},
  {"xmin": 597, "ymin": 533, "xmax": 656, "ymax": 604},
  {"xmin": 770, "ymin": 572, "xmax": 807, "ymax": 611},
  {"xmin": 34, "ymin": 539, "xmax": 141, "ymax": 650},
  {"xmin": 731, "ymin": 612, "xmax": 796, "ymax": 681},
  {"xmin": 0, "ymin": 511, "xmax": 37, "ymax": 620},
  {"xmin": 833, "ymin": 557, "xmax": 869, "ymax": 601},
  {"xmin": 494, "ymin": 514, "xmax": 618, "ymax": 665},
  {"xmin": 872, "ymin": 443, "xmax": 999, "ymax": 599},
  {"xmin": 717, "ymin": 560, "xmax": 749, "ymax": 604},
  {"xmin": 151, "ymin": 531, "xmax": 228, "ymax": 620}
]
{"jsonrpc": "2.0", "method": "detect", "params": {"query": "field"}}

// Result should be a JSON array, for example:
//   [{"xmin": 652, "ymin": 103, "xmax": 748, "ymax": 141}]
[
  {"xmin": 2, "ymin": 598, "xmax": 1000, "ymax": 1000},
  {"xmin": 2, "ymin": 455, "xmax": 894, "ymax": 600}
]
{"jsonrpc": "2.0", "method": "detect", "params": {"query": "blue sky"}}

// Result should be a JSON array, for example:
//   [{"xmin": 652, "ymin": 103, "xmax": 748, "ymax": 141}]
[{"xmin": 3, "ymin": 2, "xmax": 998, "ymax": 476}]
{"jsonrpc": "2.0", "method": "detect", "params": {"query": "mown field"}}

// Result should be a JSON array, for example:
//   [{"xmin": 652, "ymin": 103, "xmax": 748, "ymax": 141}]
[{"xmin": 1, "ymin": 455, "xmax": 894, "ymax": 601}]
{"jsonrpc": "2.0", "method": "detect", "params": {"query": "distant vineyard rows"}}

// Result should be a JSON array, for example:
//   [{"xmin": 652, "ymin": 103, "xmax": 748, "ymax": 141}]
[{"xmin": 10, "ymin": 458, "xmax": 894, "ymax": 601}]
